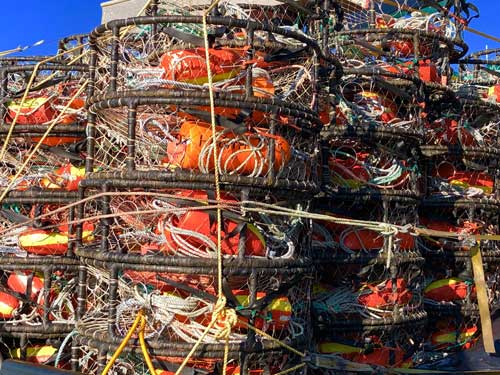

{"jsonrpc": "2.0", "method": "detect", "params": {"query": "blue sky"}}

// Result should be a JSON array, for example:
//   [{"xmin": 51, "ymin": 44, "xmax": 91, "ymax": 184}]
[{"xmin": 0, "ymin": 0, "xmax": 498, "ymax": 56}]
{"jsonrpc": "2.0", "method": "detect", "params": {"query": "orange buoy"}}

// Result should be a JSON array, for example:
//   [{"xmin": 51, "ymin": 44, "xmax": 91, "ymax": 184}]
[
  {"xmin": 424, "ymin": 278, "xmax": 475, "ymax": 302},
  {"xmin": 7, "ymin": 272, "xmax": 44, "ymax": 300},
  {"xmin": 340, "ymin": 229, "xmax": 415, "ymax": 251},
  {"xmin": 10, "ymin": 345, "xmax": 57, "ymax": 364},
  {"xmin": 19, "ymin": 222, "xmax": 94, "ymax": 256},
  {"xmin": 431, "ymin": 325, "xmax": 478, "ymax": 349},
  {"xmin": 358, "ymin": 278, "xmax": 412, "ymax": 308},
  {"xmin": 40, "ymin": 163, "xmax": 86, "ymax": 191},
  {"xmin": 161, "ymin": 48, "xmax": 242, "ymax": 84},
  {"xmin": 158, "ymin": 190, "xmax": 266, "ymax": 257},
  {"xmin": 7, "ymin": 97, "xmax": 56, "ymax": 125},
  {"xmin": 164, "ymin": 121, "xmax": 291, "ymax": 176},
  {"xmin": 232, "ymin": 289, "xmax": 291, "ymax": 330},
  {"xmin": 0, "ymin": 292, "xmax": 19, "ymax": 319}
]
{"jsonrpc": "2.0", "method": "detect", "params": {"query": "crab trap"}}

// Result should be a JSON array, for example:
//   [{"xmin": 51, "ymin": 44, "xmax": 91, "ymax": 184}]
[
  {"xmin": 322, "ymin": 138, "xmax": 421, "ymax": 196},
  {"xmin": 69, "ymin": 178, "xmax": 315, "ymax": 375},
  {"xmin": 312, "ymin": 193, "xmax": 421, "ymax": 262}
]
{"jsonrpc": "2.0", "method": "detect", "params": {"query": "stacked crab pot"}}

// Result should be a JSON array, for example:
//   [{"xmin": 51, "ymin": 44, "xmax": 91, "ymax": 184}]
[
  {"xmin": 71, "ymin": 2, "xmax": 336, "ymax": 374},
  {"xmin": 0, "ymin": 56, "xmax": 88, "ymax": 367},
  {"xmin": 311, "ymin": 0, "xmax": 475, "ymax": 370},
  {"xmin": 412, "ymin": 47, "xmax": 500, "ymax": 366}
]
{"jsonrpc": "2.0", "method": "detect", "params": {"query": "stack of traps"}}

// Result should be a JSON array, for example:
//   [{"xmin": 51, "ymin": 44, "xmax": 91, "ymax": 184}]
[
  {"xmin": 0, "ymin": 0, "xmax": 498, "ymax": 374},
  {"xmin": 0, "ymin": 2, "xmax": 328, "ymax": 374}
]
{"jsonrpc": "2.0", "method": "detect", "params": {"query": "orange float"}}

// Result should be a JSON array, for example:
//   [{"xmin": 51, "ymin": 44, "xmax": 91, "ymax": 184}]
[
  {"xmin": 18, "ymin": 222, "xmax": 94, "ymax": 256},
  {"xmin": 6, "ymin": 96, "xmax": 83, "ymax": 146},
  {"xmin": 7, "ymin": 272, "xmax": 44, "ymax": 300},
  {"xmin": 431, "ymin": 325, "xmax": 478, "ymax": 349},
  {"xmin": 358, "ymin": 278, "xmax": 412, "ymax": 308},
  {"xmin": 340, "ymin": 229, "xmax": 414, "ymax": 251},
  {"xmin": 433, "ymin": 163, "xmax": 493, "ymax": 194},
  {"xmin": 158, "ymin": 190, "xmax": 265, "ymax": 257},
  {"xmin": 40, "ymin": 163, "xmax": 86, "ymax": 191},
  {"xmin": 161, "ymin": 48, "xmax": 242, "ymax": 84},
  {"xmin": 164, "ymin": 121, "xmax": 291, "ymax": 176},
  {"xmin": 318, "ymin": 341, "xmax": 411, "ymax": 368},
  {"xmin": 424, "ymin": 278, "xmax": 475, "ymax": 302},
  {"xmin": 0, "ymin": 292, "xmax": 19, "ymax": 318}
]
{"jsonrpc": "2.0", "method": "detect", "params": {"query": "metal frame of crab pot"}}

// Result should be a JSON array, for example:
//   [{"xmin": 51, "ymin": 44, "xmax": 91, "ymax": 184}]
[
  {"xmin": 85, "ymin": 15, "xmax": 342, "ymax": 95},
  {"xmin": 419, "ymin": 144, "xmax": 500, "ymax": 200},
  {"xmin": 57, "ymin": 34, "xmax": 89, "ymax": 65},
  {"xmin": 418, "ymin": 191, "xmax": 500, "ymax": 357},
  {"xmin": 0, "ymin": 258, "xmax": 78, "ymax": 335},
  {"xmin": 315, "ymin": 308, "xmax": 427, "ymax": 335},
  {"xmin": 72, "ymin": 249, "xmax": 313, "ymax": 375},
  {"xmin": 0, "ymin": 63, "xmax": 89, "ymax": 138},
  {"xmin": 311, "ymin": 192, "xmax": 427, "ymax": 346},
  {"xmin": 419, "ymin": 198, "xmax": 500, "ymax": 261},
  {"xmin": 320, "ymin": 127, "xmax": 423, "ymax": 197},
  {"xmin": 0, "ymin": 191, "xmax": 79, "ymax": 364},
  {"xmin": 71, "ymin": 178, "xmax": 315, "ymax": 374},
  {"xmin": 84, "ymin": 91, "xmax": 323, "ymax": 195},
  {"xmin": 323, "ymin": 68, "xmax": 426, "ymax": 139},
  {"xmin": 312, "ymin": 191, "xmax": 423, "ymax": 265},
  {"xmin": 332, "ymin": 28, "xmax": 468, "ymax": 64}
]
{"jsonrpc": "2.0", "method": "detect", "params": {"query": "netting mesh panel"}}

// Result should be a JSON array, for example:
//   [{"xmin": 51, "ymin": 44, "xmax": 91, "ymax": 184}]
[
  {"xmin": 324, "ymin": 138, "xmax": 420, "ymax": 194},
  {"xmin": 331, "ymin": 70, "xmax": 422, "ymax": 133},
  {"xmin": 91, "ymin": 103, "xmax": 317, "ymax": 181},
  {"xmin": 80, "ymin": 189, "xmax": 310, "ymax": 259},
  {"xmin": 0, "ymin": 268, "xmax": 77, "ymax": 326},
  {"xmin": 423, "ymin": 152, "xmax": 499, "ymax": 199},
  {"xmin": 313, "ymin": 196, "xmax": 419, "ymax": 258},
  {"xmin": 75, "ymin": 262, "xmax": 311, "ymax": 374}
]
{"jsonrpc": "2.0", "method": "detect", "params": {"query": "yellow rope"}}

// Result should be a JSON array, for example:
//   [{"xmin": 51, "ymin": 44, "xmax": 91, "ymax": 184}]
[
  {"xmin": 0, "ymin": 80, "xmax": 89, "ymax": 204},
  {"xmin": 101, "ymin": 309, "xmax": 144, "ymax": 375},
  {"xmin": 200, "ymin": 4, "xmax": 239, "ymax": 375},
  {"xmin": 239, "ymin": 319, "xmax": 306, "ymax": 357},
  {"xmin": 173, "ymin": 313, "xmax": 220, "ymax": 375},
  {"xmin": 202, "ymin": 0, "xmax": 224, "ymax": 297},
  {"xmin": 139, "ymin": 314, "xmax": 158, "ymax": 375},
  {"xmin": 172, "ymin": 5, "xmax": 238, "ymax": 375}
]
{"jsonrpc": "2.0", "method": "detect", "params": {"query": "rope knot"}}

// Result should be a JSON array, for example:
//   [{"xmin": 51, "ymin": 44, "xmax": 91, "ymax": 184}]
[
  {"xmin": 380, "ymin": 224, "xmax": 397, "ymax": 237},
  {"xmin": 212, "ymin": 296, "xmax": 237, "ymax": 340}
]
